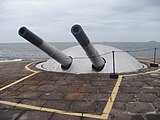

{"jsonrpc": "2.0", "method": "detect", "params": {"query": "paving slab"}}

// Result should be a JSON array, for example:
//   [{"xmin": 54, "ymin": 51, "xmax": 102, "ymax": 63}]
[
  {"xmin": 91, "ymin": 80, "xmax": 116, "ymax": 87},
  {"xmin": 70, "ymin": 101, "xmax": 96, "ymax": 113},
  {"xmin": 0, "ymin": 90, "xmax": 23, "ymax": 99},
  {"xmin": 118, "ymin": 86, "xmax": 141, "ymax": 94},
  {"xmin": 40, "ymin": 92, "xmax": 64, "ymax": 100},
  {"xmin": 99, "ymin": 86, "xmax": 114, "ymax": 93},
  {"xmin": 141, "ymin": 86, "xmax": 160, "ymax": 93},
  {"xmin": 88, "ymin": 93, "xmax": 109, "ymax": 102},
  {"xmin": 0, "ymin": 61, "xmax": 32, "ymax": 86},
  {"xmin": 145, "ymin": 80, "xmax": 160, "ymax": 87},
  {"xmin": 152, "ymin": 100, "xmax": 160, "ymax": 112},
  {"xmin": 19, "ymin": 99, "xmax": 46, "ymax": 107},
  {"xmin": 95, "ymin": 102, "xmax": 108, "ymax": 114},
  {"xmin": 43, "ymin": 100, "xmax": 71, "ymax": 111},
  {"xmin": 17, "ymin": 110, "xmax": 52, "ymax": 120},
  {"xmin": 136, "ymin": 93, "xmax": 159, "ymax": 102},
  {"xmin": 110, "ymin": 102, "xmax": 127, "ymax": 114},
  {"xmin": 126, "ymin": 102, "xmax": 155, "ymax": 113},
  {"xmin": 0, "ymin": 109, "xmax": 22, "ymax": 120},
  {"xmin": 37, "ymin": 85, "xmax": 57, "ymax": 92},
  {"xmin": 64, "ymin": 92, "xmax": 88, "ymax": 101},
  {"xmin": 145, "ymin": 114, "xmax": 160, "ymax": 120},
  {"xmin": 115, "ymin": 93, "xmax": 136, "ymax": 102},
  {"xmin": 108, "ymin": 114, "xmax": 144, "ymax": 120},
  {"xmin": 16, "ymin": 91, "xmax": 43, "ymax": 99}
]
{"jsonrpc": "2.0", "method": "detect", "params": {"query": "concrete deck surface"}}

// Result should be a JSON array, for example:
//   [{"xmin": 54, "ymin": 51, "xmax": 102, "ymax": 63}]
[{"xmin": 0, "ymin": 60, "xmax": 160, "ymax": 120}]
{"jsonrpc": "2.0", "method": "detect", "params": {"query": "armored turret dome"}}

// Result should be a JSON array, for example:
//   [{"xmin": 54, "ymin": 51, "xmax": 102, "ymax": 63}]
[
  {"xmin": 36, "ymin": 44, "xmax": 146, "ymax": 74},
  {"xmin": 19, "ymin": 25, "xmax": 146, "ymax": 74}
]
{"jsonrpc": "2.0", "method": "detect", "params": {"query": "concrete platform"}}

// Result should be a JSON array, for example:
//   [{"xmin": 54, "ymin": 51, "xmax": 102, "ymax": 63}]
[{"xmin": 0, "ymin": 59, "xmax": 160, "ymax": 120}]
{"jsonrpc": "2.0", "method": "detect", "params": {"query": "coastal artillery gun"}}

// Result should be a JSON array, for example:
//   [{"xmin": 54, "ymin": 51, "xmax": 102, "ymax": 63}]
[
  {"xmin": 18, "ymin": 25, "xmax": 145, "ymax": 73},
  {"xmin": 18, "ymin": 27, "xmax": 72, "ymax": 70},
  {"xmin": 18, "ymin": 25, "xmax": 106, "ymax": 71},
  {"xmin": 71, "ymin": 24, "xmax": 105, "ymax": 71}
]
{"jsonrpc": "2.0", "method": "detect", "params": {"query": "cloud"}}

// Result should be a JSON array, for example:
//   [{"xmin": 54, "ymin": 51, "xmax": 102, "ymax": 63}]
[{"xmin": 0, "ymin": 0, "xmax": 160, "ymax": 43}]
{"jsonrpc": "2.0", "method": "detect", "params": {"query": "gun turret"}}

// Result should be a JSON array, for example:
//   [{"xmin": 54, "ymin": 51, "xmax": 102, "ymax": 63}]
[
  {"xmin": 71, "ymin": 24, "xmax": 105, "ymax": 71},
  {"xmin": 18, "ymin": 27, "xmax": 72, "ymax": 70}
]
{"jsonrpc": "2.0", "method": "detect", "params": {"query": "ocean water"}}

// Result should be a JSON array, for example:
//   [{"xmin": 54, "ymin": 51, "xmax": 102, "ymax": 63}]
[{"xmin": 0, "ymin": 42, "xmax": 160, "ymax": 61}]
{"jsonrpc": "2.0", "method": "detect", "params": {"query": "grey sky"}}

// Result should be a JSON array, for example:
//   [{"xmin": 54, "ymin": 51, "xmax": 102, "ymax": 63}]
[{"xmin": 0, "ymin": 0, "xmax": 160, "ymax": 43}]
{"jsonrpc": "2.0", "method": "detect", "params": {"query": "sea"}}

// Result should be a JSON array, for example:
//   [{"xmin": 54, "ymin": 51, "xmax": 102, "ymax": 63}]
[{"xmin": 0, "ymin": 42, "xmax": 160, "ymax": 62}]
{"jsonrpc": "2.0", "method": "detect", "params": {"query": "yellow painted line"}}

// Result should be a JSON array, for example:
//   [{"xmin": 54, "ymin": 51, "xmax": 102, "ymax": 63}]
[
  {"xmin": 0, "ymin": 100, "xmax": 18, "ymax": 106},
  {"xmin": 101, "ymin": 114, "xmax": 109, "ymax": 120},
  {"xmin": 0, "ymin": 62, "xmax": 40, "ymax": 91},
  {"xmin": 123, "ymin": 68, "xmax": 160, "ymax": 77},
  {"xmin": 99, "ymin": 66, "xmax": 160, "ymax": 119},
  {"xmin": 83, "ymin": 113, "xmax": 111, "ymax": 120},
  {"xmin": 25, "ymin": 62, "xmax": 40, "ymax": 73},
  {"xmin": 61, "ymin": 112, "xmax": 83, "ymax": 117},
  {"xmin": 41, "ymin": 107, "xmax": 83, "ymax": 117},
  {"xmin": 0, "ymin": 99, "xmax": 108, "ymax": 120},
  {"xmin": 41, "ymin": 107, "xmax": 63, "ymax": 113},
  {"xmin": 0, "ymin": 100, "xmax": 40, "ymax": 111},
  {"xmin": 0, "ymin": 72, "xmax": 38, "ymax": 91},
  {"xmin": 103, "ymin": 76, "xmax": 123, "ymax": 114},
  {"xmin": 0, "ymin": 100, "xmax": 83, "ymax": 117},
  {"xmin": 100, "ymin": 65, "xmax": 160, "ymax": 119},
  {"xmin": 17, "ymin": 103, "xmax": 41, "ymax": 111}
]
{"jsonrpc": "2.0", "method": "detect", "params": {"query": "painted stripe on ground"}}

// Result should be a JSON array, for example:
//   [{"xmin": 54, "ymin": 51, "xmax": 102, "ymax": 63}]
[
  {"xmin": 0, "ymin": 72, "xmax": 38, "ymax": 91},
  {"xmin": 0, "ymin": 62, "xmax": 40, "ymax": 92},
  {"xmin": 0, "ymin": 61, "xmax": 159, "ymax": 120},
  {"xmin": 25, "ymin": 62, "xmax": 40, "ymax": 73},
  {"xmin": 123, "ymin": 68, "xmax": 160, "ymax": 77}
]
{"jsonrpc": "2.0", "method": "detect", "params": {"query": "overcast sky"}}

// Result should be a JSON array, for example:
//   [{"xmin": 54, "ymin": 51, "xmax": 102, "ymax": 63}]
[{"xmin": 0, "ymin": 0, "xmax": 160, "ymax": 43}]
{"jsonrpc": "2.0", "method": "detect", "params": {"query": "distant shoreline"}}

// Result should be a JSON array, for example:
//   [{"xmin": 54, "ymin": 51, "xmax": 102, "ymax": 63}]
[
  {"xmin": 0, "ymin": 41, "xmax": 159, "ymax": 44},
  {"xmin": 0, "ymin": 42, "xmax": 160, "ymax": 60}
]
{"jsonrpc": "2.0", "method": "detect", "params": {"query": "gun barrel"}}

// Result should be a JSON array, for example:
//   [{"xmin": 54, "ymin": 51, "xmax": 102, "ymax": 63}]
[
  {"xmin": 71, "ymin": 24, "xmax": 105, "ymax": 71},
  {"xmin": 18, "ymin": 27, "xmax": 72, "ymax": 70}
]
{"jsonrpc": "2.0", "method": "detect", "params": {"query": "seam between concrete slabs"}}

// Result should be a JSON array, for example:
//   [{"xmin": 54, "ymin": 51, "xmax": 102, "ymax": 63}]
[{"xmin": 0, "ymin": 62, "xmax": 159, "ymax": 120}]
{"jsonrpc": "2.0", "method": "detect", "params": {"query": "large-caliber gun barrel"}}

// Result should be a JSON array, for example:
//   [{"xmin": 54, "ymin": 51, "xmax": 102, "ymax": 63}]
[
  {"xmin": 18, "ymin": 27, "xmax": 72, "ymax": 70},
  {"xmin": 71, "ymin": 24, "xmax": 105, "ymax": 71}
]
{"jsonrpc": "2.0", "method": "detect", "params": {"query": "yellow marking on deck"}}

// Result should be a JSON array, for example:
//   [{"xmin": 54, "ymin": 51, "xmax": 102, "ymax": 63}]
[
  {"xmin": 123, "ymin": 68, "xmax": 160, "ymax": 77},
  {"xmin": 0, "ymin": 62, "xmax": 40, "ymax": 92},
  {"xmin": 0, "ymin": 100, "xmax": 18, "ymax": 106},
  {"xmin": 25, "ymin": 62, "xmax": 40, "ymax": 73},
  {"xmin": 41, "ymin": 107, "xmax": 83, "ymax": 117},
  {"xmin": 103, "ymin": 76, "xmax": 122, "ymax": 114},
  {"xmin": 61, "ymin": 112, "xmax": 83, "ymax": 117},
  {"xmin": 0, "ymin": 72, "xmax": 38, "ymax": 91},
  {"xmin": 0, "ymin": 61, "xmax": 159, "ymax": 120},
  {"xmin": 83, "ymin": 113, "xmax": 106, "ymax": 119},
  {"xmin": 17, "ymin": 103, "xmax": 41, "ymax": 111}
]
